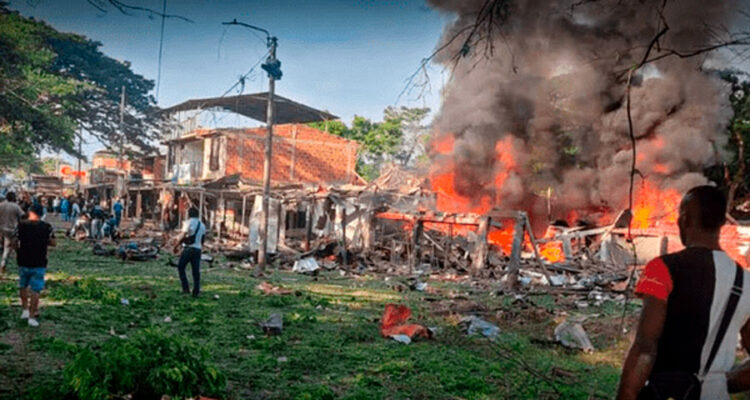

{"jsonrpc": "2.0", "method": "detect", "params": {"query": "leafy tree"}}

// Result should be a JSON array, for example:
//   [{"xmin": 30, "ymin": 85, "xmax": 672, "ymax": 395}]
[
  {"xmin": 0, "ymin": 4, "xmax": 81, "ymax": 167},
  {"xmin": 705, "ymin": 71, "xmax": 750, "ymax": 210},
  {"xmin": 309, "ymin": 107, "xmax": 430, "ymax": 181},
  {"xmin": 307, "ymin": 119, "xmax": 349, "ymax": 137},
  {"xmin": 386, "ymin": 106, "xmax": 430, "ymax": 167},
  {"xmin": 0, "ymin": 3, "xmax": 161, "ymax": 170}
]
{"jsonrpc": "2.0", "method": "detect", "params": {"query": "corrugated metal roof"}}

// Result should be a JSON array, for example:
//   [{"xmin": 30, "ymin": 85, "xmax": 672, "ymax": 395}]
[{"xmin": 160, "ymin": 92, "xmax": 338, "ymax": 124}]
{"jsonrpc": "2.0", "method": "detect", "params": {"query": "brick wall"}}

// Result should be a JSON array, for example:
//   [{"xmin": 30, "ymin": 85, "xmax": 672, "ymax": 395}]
[{"xmin": 223, "ymin": 124, "xmax": 359, "ymax": 184}]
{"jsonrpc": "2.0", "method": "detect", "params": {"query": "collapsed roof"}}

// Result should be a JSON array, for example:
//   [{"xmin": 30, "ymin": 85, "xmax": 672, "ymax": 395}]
[{"xmin": 161, "ymin": 92, "xmax": 338, "ymax": 124}]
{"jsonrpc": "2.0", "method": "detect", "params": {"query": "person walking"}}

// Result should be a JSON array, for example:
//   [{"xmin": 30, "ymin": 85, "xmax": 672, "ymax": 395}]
[
  {"xmin": 71, "ymin": 199, "xmax": 80, "ymax": 220},
  {"xmin": 0, "ymin": 192, "xmax": 25, "ymax": 274},
  {"xmin": 113, "ymin": 198, "xmax": 123, "ymax": 227},
  {"xmin": 16, "ymin": 203, "xmax": 55, "ymax": 327},
  {"xmin": 173, "ymin": 207, "xmax": 205, "ymax": 297},
  {"xmin": 60, "ymin": 196, "xmax": 70, "ymax": 222},
  {"xmin": 617, "ymin": 186, "xmax": 750, "ymax": 400}
]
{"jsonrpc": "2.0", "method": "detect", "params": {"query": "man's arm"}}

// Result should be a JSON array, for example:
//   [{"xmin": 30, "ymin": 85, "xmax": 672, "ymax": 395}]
[
  {"xmin": 46, "ymin": 224, "xmax": 56, "ymax": 247},
  {"xmin": 171, "ymin": 221, "xmax": 190, "ymax": 253},
  {"xmin": 616, "ymin": 295, "xmax": 668, "ymax": 400},
  {"xmin": 728, "ymin": 320, "xmax": 750, "ymax": 393}
]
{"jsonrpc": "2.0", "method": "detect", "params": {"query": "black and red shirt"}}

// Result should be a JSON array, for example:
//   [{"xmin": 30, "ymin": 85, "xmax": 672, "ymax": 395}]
[{"xmin": 635, "ymin": 247, "xmax": 750, "ymax": 400}]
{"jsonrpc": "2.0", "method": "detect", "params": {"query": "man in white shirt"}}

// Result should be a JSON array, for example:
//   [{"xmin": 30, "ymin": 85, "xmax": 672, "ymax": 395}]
[{"xmin": 173, "ymin": 207, "xmax": 205, "ymax": 297}]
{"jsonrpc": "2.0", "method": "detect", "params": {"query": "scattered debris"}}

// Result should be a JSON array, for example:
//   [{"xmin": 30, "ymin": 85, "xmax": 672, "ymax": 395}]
[
  {"xmin": 257, "ymin": 282, "xmax": 293, "ymax": 295},
  {"xmin": 117, "ymin": 241, "xmax": 159, "ymax": 261},
  {"xmin": 389, "ymin": 334, "xmax": 412, "ymax": 344},
  {"xmin": 554, "ymin": 319, "xmax": 594, "ymax": 353},
  {"xmin": 224, "ymin": 249, "xmax": 253, "ymax": 261},
  {"xmin": 380, "ymin": 304, "xmax": 430, "ymax": 341},
  {"xmin": 261, "ymin": 313, "xmax": 283, "ymax": 335},
  {"xmin": 164, "ymin": 316, "xmax": 172, "ymax": 323},
  {"xmin": 460, "ymin": 316, "xmax": 501, "ymax": 340},
  {"xmin": 292, "ymin": 257, "xmax": 320, "ymax": 274},
  {"xmin": 93, "ymin": 243, "xmax": 116, "ymax": 256},
  {"xmin": 120, "ymin": 298, "xmax": 129, "ymax": 306},
  {"xmin": 276, "ymin": 356, "xmax": 288, "ymax": 363}
]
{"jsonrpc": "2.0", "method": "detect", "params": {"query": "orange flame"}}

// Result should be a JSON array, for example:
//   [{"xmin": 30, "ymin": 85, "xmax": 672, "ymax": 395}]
[{"xmin": 630, "ymin": 181, "xmax": 681, "ymax": 229}]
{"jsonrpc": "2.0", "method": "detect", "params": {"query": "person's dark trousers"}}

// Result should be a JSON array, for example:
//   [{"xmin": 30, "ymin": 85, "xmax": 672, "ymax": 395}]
[
  {"xmin": 115, "ymin": 211, "xmax": 121, "ymax": 227},
  {"xmin": 177, "ymin": 247, "xmax": 201, "ymax": 295}
]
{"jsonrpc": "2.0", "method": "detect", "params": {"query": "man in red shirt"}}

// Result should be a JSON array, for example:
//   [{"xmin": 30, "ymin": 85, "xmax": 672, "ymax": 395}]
[{"xmin": 617, "ymin": 185, "xmax": 750, "ymax": 399}]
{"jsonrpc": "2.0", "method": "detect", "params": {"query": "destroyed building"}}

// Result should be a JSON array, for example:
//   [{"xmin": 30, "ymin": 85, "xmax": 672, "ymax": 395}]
[
  {"xmin": 163, "ymin": 124, "xmax": 359, "ymax": 186},
  {"xmin": 157, "ymin": 92, "xmax": 358, "ymax": 239}
]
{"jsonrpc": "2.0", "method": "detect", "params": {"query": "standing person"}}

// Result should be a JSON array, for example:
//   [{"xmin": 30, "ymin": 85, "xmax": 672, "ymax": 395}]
[
  {"xmin": 16, "ymin": 203, "xmax": 55, "ymax": 327},
  {"xmin": 173, "ymin": 207, "xmax": 205, "ymax": 297},
  {"xmin": 19, "ymin": 192, "xmax": 31, "ymax": 214},
  {"xmin": 113, "ymin": 197, "xmax": 123, "ymax": 227},
  {"xmin": 90, "ymin": 203, "xmax": 105, "ymax": 240},
  {"xmin": 617, "ymin": 186, "xmax": 750, "ymax": 400},
  {"xmin": 52, "ymin": 196, "xmax": 60, "ymax": 215},
  {"xmin": 60, "ymin": 196, "xmax": 70, "ymax": 222},
  {"xmin": 0, "ymin": 192, "xmax": 25, "ymax": 274},
  {"xmin": 71, "ymin": 199, "xmax": 80, "ymax": 220}
]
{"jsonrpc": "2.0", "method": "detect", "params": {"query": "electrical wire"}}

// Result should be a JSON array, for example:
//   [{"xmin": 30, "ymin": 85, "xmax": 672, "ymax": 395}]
[
  {"xmin": 179, "ymin": 50, "xmax": 270, "ymax": 128},
  {"xmin": 155, "ymin": 0, "xmax": 167, "ymax": 102}
]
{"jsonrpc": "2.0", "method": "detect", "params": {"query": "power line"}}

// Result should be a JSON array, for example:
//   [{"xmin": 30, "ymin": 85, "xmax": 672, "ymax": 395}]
[
  {"xmin": 155, "ymin": 0, "xmax": 167, "ymax": 102},
  {"xmin": 178, "ymin": 50, "xmax": 269, "ymax": 127}
]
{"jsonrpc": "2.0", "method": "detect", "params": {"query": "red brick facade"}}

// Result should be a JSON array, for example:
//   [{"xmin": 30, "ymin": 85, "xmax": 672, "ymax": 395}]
[{"xmin": 215, "ymin": 124, "xmax": 359, "ymax": 184}]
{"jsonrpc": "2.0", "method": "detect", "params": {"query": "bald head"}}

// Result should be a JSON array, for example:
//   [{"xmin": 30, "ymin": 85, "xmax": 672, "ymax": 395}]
[{"xmin": 679, "ymin": 185, "xmax": 726, "ymax": 231}]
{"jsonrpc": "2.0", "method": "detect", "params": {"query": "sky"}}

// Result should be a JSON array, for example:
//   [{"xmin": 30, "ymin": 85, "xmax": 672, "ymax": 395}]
[{"xmin": 7, "ymin": 0, "xmax": 453, "ymax": 161}]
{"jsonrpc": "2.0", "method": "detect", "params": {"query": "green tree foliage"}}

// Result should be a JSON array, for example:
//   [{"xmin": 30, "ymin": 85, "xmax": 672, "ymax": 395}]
[
  {"xmin": 705, "ymin": 72, "xmax": 750, "ymax": 209},
  {"xmin": 0, "ymin": 3, "xmax": 160, "ymax": 169},
  {"xmin": 308, "ymin": 106, "xmax": 430, "ymax": 181}
]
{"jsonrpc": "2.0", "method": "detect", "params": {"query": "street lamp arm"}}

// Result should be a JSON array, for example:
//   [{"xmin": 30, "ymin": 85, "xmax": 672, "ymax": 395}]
[{"xmin": 222, "ymin": 19, "xmax": 271, "ymax": 41}]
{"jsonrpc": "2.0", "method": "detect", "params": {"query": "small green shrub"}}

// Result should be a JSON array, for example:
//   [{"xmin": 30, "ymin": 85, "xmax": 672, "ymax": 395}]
[
  {"xmin": 64, "ymin": 328, "xmax": 225, "ymax": 400},
  {"xmin": 48, "ymin": 277, "xmax": 121, "ymax": 304}
]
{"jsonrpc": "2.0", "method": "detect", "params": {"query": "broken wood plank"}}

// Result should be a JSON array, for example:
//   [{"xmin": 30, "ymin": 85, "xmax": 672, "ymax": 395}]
[{"xmin": 471, "ymin": 216, "xmax": 491, "ymax": 275}]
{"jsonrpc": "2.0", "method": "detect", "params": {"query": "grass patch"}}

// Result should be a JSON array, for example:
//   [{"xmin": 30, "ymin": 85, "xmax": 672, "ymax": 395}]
[{"xmin": 0, "ymin": 238, "xmax": 627, "ymax": 399}]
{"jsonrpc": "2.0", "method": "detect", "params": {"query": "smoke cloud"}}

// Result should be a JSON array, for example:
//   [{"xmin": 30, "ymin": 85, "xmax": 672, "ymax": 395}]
[{"xmin": 427, "ymin": 0, "xmax": 738, "ymax": 225}]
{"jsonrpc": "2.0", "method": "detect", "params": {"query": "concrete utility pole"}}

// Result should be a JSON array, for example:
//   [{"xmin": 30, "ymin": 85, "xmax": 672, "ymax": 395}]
[
  {"xmin": 258, "ymin": 37, "xmax": 278, "ymax": 271},
  {"xmin": 222, "ymin": 19, "xmax": 282, "ymax": 272},
  {"xmin": 75, "ymin": 127, "xmax": 82, "ymax": 193},
  {"xmin": 118, "ymin": 85, "xmax": 126, "ymax": 197}
]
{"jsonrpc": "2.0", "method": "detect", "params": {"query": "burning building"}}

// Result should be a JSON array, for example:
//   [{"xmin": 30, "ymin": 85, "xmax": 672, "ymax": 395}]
[
  {"xmin": 426, "ymin": 0, "xmax": 738, "ymax": 221},
  {"xmin": 414, "ymin": 0, "xmax": 746, "ymax": 254}
]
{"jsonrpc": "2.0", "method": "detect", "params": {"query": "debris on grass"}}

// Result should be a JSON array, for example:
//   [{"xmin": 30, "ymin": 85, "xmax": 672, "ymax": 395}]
[
  {"xmin": 261, "ymin": 313, "xmax": 283, "ymax": 335},
  {"xmin": 554, "ymin": 319, "xmax": 594, "ymax": 353},
  {"xmin": 460, "ymin": 316, "xmax": 500, "ymax": 340},
  {"xmin": 389, "ymin": 334, "xmax": 412, "ymax": 344},
  {"xmin": 257, "ymin": 281, "xmax": 293, "ymax": 295},
  {"xmin": 120, "ymin": 298, "xmax": 129, "ymax": 306},
  {"xmin": 380, "ymin": 304, "xmax": 430, "ymax": 341},
  {"xmin": 292, "ymin": 257, "xmax": 320, "ymax": 274},
  {"xmin": 164, "ymin": 316, "xmax": 172, "ymax": 323}
]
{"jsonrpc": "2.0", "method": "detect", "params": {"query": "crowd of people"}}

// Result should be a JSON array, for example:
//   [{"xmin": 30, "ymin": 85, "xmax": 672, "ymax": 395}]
[{"xmin": 0, "ymin": 189, "xmax": 206, "ymax": 328}]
